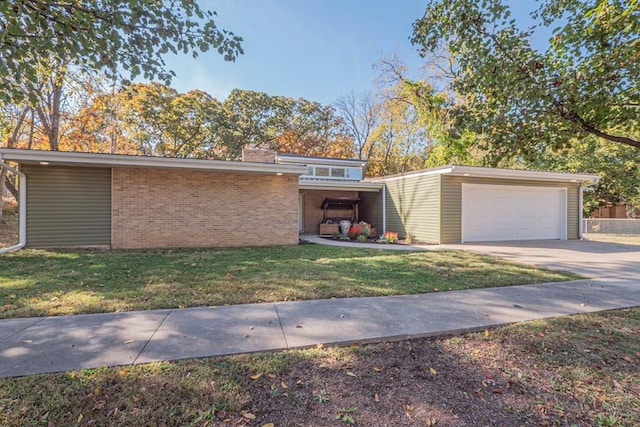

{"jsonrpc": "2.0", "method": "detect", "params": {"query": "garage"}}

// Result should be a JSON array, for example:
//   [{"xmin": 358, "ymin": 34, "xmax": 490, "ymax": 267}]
[{"xmin": 462, "ymin": 184, "xmax": 567, "ymax": 242}]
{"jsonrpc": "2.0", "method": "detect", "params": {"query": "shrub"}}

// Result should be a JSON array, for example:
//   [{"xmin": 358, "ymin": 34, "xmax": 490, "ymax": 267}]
[
  {"xmin": 384, "ymin": 231, "xmax": 398, "ymax": 244},
  {"xmin": 405, "ymin": 232, "xmax": 416, "ymax": 244},
  {"xmin": 356, "ymin": 235, "xmax": 367, "ymax": 243},
  {"xmin": 348, "ymin": 225, "xmax": 362, "ymax": 239}
]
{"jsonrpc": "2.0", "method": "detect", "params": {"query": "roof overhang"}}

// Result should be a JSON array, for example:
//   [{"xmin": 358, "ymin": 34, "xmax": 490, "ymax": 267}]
[
  {"xmin": 369, "ymin": 165, "xmax": 600, "ymax": 185},
  {"xmin": 277, "ymin": 154, "xmax": 366, "ymax": 167},
  {"xmin": 0, "ymin": 149, "xmax": 307, "ymax": 176},
  {"xmin": 299, "ymin": 179, "xmax": 383, "ymax": 192}
]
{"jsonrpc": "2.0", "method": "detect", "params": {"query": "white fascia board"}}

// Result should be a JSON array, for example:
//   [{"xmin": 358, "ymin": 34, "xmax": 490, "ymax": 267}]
[
  {"xmin": 448, "ymin": 165, "xmax": 600, "ymax": 184},
  {"xmin": 277, "ymin": 154, "xmax": 366, "ymax": 167},
  {"xmin": 0, "ymin": 149, "xmax": 306, "ymax": 175},
  {"xmin": 299, "ymin": 180, "xmax": 383, "ymax": 192},
  {"xmin": 368, "ymin": 164, "xmax": 600, "ymax": 185},
  {"xmin": 367, "ymin": 166, "xmax": 454, "ymax": 183}
]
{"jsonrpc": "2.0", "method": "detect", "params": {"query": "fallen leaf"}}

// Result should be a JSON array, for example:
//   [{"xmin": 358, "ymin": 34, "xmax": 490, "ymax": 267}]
[
  {"xmin": 429, "ymin": 367, "xmax": 437, "ymax": 375},
  {"xmin": 484, "ymin": 329, "xmax": 489, "ymax": 337},
  {"xmin": 250, "ymin": 373, "xmax": 262, "ymax": 380},
  {"xmin": 374, "ymin": 393, "xmax": 380, "ymax": 402},
  {"xmin": 242, "ymin": 412, "xmax": 256, "ymax": 420},
  {"xmin": 77, "ymin": 414, "xmax": 84, "ymax": 423},
  {"xmin": 262, "ymin": 424, "xmax": 275, "ymax": 427},
  {"xmin": 493, "ymin": 388, "xmax": 503, "ymax": 394},
  {"xmin": 623, "ymin": 356, "xmax": 633, "ymax": 363},
  {"xmin": 281, "ymin": 380, "xmax": 288, "ymax": 389},
  {"xmin": 406, "ymin": 404, "xmax": 414, "ymax": 412},
  {"xmin": 481, "ymin": 380, "xmax": 488, "ymax": 388},
  {"xmin": 426, "ymin": 418, "xmax": 437, "ymax": 426},
  {"xmin": 22, "ymin": 340, "xmax": 33, "ymax": 344},
  {"xmin": 373, "ymin": 366, "xmax": 384, "ymax": 372},
  {"xmin": 316, "ymin": 343, "xmax": 324, "ymax": 349},
  {"xmin": 123, "ymin": 339, "xmax": 135, "ymax": 344},
  {"xmin": 267, "ymin": 373, "xmax": 276, "ymax": 379},
  {"xmin": 346, "ymin": 371, "xmax": 357, "ymax": 377}
]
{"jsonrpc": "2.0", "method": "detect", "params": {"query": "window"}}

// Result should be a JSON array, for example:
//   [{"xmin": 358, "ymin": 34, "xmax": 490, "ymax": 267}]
[
  {"xmin": 331, "ymin": 168, "xmax": 345, "ymax": 178},
  {"xmin": 315, "ymin": 167, "xmax": 330, "ymax": 177}
]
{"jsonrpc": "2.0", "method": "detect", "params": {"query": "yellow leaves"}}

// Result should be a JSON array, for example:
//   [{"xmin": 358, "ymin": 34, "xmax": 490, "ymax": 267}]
[
  {"xmin": 250, "ymin": 373, "xmax": 262, "ymax": 380},
  {"xmin": 241, "ymin": 411, "xmax": 256, "ymax": 420},
  {"xmin": 429, "ymin": 367, "xmax": 437, "ymax": 375},
  {"xmin": 484, "ymin": 329, "xmax": 489, "ymax": 337}
]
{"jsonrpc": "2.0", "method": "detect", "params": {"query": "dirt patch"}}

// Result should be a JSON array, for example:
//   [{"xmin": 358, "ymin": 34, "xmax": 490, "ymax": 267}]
[{"xmin": 2, "ymin": 309, "xmax": 639, "ymax": 426}]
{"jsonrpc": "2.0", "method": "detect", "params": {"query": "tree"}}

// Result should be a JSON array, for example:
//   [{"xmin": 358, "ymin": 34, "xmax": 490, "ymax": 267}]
[
  {"xmin": 217, "ymin": 90, "xmax": 352, "ymax": 160},
  {"xmin": 0, "ymin": 0, "xmax": 243, "ymax": 103},
  {"xmin": 527, "ymin": 136, "xmax": 640, "ymax": 215},
  {"xmin": 108, "ymin": 83, "xmax": 223, "ymax": 158},
  {"xmin": 411, "ymin": 0, "xmax": 640, "ymax": 161},
  {"xmin": 334, "ymin": 91, "xmax": 381, "ymax": 161}
]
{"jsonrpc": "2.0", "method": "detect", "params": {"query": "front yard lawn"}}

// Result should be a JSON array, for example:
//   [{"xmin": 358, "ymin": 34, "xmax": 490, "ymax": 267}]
[{"xmin": 0, "ymin": 244, "xmax": 578, "ymax": 319}]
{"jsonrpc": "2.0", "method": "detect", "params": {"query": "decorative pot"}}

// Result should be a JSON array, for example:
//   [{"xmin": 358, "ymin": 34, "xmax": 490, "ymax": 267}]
[{"xmin": 339, "ymin": 220, "xmax": 351, "ymax": 235}]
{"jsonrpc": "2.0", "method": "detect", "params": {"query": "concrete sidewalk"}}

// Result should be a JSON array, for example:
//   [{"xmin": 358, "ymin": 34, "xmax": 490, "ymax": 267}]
[{"xmin": 3, "ymin": 276, "xmax": 640, "ymax": 378}]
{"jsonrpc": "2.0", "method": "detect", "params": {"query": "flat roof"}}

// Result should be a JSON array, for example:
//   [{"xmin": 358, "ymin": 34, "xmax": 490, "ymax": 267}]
[
  {"xmin": 277, "ymin": 153, "xmax": 367, "ymax": 167},
  {"xmin": 299, "ymin": 180, "xmax": 383, "ymax": 192},
  {"xmin": 368, "ymin": 165, "xmax": 600, "ymax": 185},
  {"xmin": 0, "ymin": 149, "xmax": 307, "ymax": 176}
]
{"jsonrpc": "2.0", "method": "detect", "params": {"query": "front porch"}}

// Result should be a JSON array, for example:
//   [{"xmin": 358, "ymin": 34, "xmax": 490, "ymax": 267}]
[{"xmin": 297, "ymin": 181, "xmax": 384, "ymax": 236}]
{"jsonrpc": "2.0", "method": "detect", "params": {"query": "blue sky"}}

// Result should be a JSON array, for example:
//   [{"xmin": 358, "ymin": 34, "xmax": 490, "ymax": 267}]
[{"xmin": 164, "ymin": 1, "xmax": 542, "ymax": 105}]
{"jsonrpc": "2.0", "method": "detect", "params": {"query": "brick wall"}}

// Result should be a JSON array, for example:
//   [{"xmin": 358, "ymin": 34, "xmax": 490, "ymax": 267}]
[
  {"xmin": 301, "ymin": 190, "xmax": 359, "ymax": 233},
  {"xmin": 112, "ymin": 167, "xmax": 299, "ymax": 249},
  {"xmin": 241, "ymin": 147, "xmax": 276, "ymax": 163}
]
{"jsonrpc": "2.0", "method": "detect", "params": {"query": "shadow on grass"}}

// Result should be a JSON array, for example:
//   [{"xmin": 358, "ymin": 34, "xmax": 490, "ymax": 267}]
[{"xmin": 0, "ymin": 245, "xmax": 576, "ymax": 319}]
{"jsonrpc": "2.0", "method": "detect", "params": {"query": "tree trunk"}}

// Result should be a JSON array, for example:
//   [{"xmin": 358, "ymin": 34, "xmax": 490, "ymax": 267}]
[{"xmin": 0, "ymin": 168, "xmax": 6, "ymax": 225}]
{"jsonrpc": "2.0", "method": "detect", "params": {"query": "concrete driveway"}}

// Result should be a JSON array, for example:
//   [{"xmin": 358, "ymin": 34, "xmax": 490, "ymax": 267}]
[{"xmin": 445, "ymin": 239, "xmax": 640, "ymax": 280}]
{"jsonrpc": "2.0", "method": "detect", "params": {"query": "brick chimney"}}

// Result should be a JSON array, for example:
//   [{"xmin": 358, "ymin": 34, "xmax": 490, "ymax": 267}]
[{"xmin": 241, "ymin": 145, "xmax": 276, "ymax": 163}]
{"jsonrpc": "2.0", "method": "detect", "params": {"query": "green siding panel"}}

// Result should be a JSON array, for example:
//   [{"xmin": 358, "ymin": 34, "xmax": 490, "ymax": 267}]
[
  {"xmin": 441, "ymin": 176, "xmax": 581, "ymax": 243},
  {"xmin": 23, "ymin": 165, "xmax": 112, "ymax": 247},
  {"xmin": 359, "ymin": 191, "xmax": 384, "ymax": 233},
  {"xmin": 382, "ymin": 174, "xmax": 441, "ymax": 243}
]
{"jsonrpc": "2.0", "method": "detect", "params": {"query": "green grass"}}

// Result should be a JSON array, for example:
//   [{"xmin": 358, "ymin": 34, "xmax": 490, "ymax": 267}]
[
  {"xmin": 0, "ymin": 245, "xmax": 578, "ymax": 319},
  {"xmin": 1, "ymin": 308, "xmax": 637, "ymax": 426}
]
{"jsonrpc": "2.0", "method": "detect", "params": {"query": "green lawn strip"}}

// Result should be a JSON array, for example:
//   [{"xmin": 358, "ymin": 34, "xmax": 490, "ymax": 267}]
[
  {"xmin": 0, "ymin": 245, "xmax": 578, "ymax": 319},
  {"xmin": 1, "ymin": 309, "xmax": 638, "ymax": 426}
]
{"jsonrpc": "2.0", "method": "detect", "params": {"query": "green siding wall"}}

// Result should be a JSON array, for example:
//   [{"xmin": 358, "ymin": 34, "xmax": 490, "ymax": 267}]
[
  {"xmin": 382, "ymin": 174, "xmax": 441, "ymax": 243},
  {"xmin": 359, "ymin": 191, "xmax": 384, "ymax": 233},
  {"xmin": 441, "ymin": 176, "xmax": 581, "ymax": 243},
  {"xmin": 23, "ymin": 165, "xmax": 112, "ymax": 247}
]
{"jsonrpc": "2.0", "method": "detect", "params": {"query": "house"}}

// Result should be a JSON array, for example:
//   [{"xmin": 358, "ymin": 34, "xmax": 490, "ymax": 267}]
[{"xmin": 0, "ymin": 147, "xmax": 599, "ymax": 250}]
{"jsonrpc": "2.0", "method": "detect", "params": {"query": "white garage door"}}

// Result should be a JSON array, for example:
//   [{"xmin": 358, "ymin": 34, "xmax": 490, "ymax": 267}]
[{"xmin": 462, "ymin": 184, "xmax": 566, "ymax": 242}]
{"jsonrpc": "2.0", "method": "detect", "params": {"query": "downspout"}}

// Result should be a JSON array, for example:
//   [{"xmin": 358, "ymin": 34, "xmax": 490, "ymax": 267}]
[
  {"xmin": 579, "ymin": 185, "xmax": 585, "ymax": 239},
  {"xmin": 381, "ymin": 184, "xmax": 387, "ymax": 235},
  {"xmin": 0, "ymin": 155, "xmax": 26, "ymax": 253}
]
